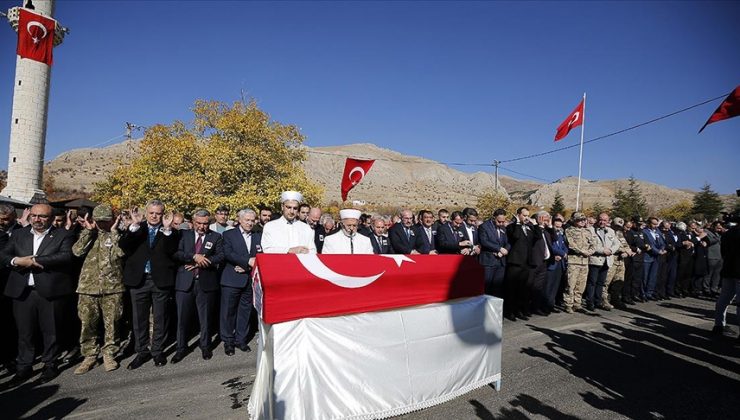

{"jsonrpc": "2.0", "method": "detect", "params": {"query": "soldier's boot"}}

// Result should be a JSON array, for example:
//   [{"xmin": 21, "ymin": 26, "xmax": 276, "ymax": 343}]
[
  {"xmin": 103, "ymin": 354, "xmax": 119, "ymax": 372},
  {"xmin": 74, "ymin": 357, "xmax": 97, "ymax": 375}
]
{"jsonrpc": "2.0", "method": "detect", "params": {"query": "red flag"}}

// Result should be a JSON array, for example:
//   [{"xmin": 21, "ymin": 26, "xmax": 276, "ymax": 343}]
[
  {"xmin": 554, "ymin": 99, "xmax": 585, "ymax": 141},
  {"xmin": 17, "ymin": 9, "xmax": 56, "ymax": 66},
  {"xmin": 341, "ymin": 158, "xmax": 375, "ymax": 201},
  {"xmin": 252, "ymin": 254, "xmax": 483, "ymax": 324},
  {"xmin": 699, "ymin": 86, "xmax": 740, "ymax": 133}
]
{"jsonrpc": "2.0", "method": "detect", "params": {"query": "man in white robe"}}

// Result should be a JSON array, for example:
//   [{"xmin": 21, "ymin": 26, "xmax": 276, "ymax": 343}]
[
  {"xmin": 322, "ymin": 209, "xmax": 374, "ymax": 255},
  {"xmin": 261, "ymin": 191, "xmax": 317, "ymax": 254}
]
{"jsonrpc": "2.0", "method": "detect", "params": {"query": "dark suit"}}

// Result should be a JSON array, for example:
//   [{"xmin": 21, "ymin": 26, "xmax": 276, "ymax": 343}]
[
  {"xmin": 436, "ymin": 223, "xmax": 466, "ymax": 254},
  {"xmin": 388, "ymin": 223, "xmax": 419, "ymax": 254},
  {"xmin": 642, "ymin": 228, "xmax": 665, "ymax": 298},
  {"xmin": 0, "ymin": 226, "xmax": 74, "ymax": 370},
  {"xmin": 478, "ymin": 220, "xmax": 509, "ymax": 297},
  {"xmin": 547, "ymin": 228, "xmax": 568, "ymax": 310},
  {"xmin": 220, "ymin": 227, "xmax": 261, "ymax": 348},
  {"xmin": 529, "ymin": 225, "xmax": 553, "ymax": 312},
  {"xmin": 504, "ymin": 222, "xmax": 534, "ymax": 316},
  {"xmin": 119, "ymin": 224, "xmax": 180, "ymax": 357},
  {"xmin": 174, "ymin": 230, "xmax": 224, "ymax": 352},
  {"xmin": 0, "ymin": 223, "xmax": 24, "ymax": 366},
  {"xmin": 369, "ymin": 234, "xmax": 394, "ymax": 254},
  {"xmin": 413, "ymin": 224, "xmax": 437, "ymax": 254},
  {"xmin": 660, "ymin": 229, "xmax": 679, "ymax": 297}
]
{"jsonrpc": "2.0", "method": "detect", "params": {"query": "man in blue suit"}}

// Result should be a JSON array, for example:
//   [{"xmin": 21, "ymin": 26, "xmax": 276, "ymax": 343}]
[
  {"xmin": 479, "ymin": 209, "xmax": 510, "ymax": 297},
  {"xmin": 172, "ymin": 209, "xmax": 225, "ymax": 363},
  {"xmin": 642, "ymin": 216, "xmax": 666, "ymax": 300},
  {"xmin": 413, "ymin": 210, "xmax": 438, "ymax": 254},
  {"xmin": 388, "ymin": 210, "xmax": 420, "ymax": 254},
  {"xmin": 220, "ymin": 209, "xmax": 262, "ymax": 355}
]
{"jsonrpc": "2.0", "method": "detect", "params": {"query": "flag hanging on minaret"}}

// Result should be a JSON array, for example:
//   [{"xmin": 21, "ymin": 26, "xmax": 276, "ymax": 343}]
[
  {"xmin": 554, "ymin": 99, "xmax": 585, "ymax": 141},
  {"xmin": 17, "ymin": 8, "xmax": 56, "ymax": 66},
  {"xmin": 341, "ymin": 158, "xmax": 375, "ymax": 201},
  {"xmin": 698, "ymin": 86, "xmax": 740, "ymax": 133}
]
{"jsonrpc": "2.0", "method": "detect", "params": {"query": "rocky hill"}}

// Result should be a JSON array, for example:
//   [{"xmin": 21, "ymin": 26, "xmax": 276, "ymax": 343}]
[{"xmin": 45, "ymin": 140, "xmax": 713, "ymax": 211}]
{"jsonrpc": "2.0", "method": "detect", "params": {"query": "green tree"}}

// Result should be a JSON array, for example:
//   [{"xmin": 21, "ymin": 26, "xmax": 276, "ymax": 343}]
[
  {"xmin": 94, "ymin": 99, "xmax": 323, "ymax": 213},
  {"xmin": 591, "ymin": 202, "xmax": 608, "ymax": 216},
  {"xmin": 612, "ymin": 175, "xmax": 647, "ymax": 219},
  {"xmin": 550, "ymin": 190, "xmax": 565, "ymax": 216},
  {"xmin": 691, "ymin": 182, "xmax": 723, "ymax": 221}
]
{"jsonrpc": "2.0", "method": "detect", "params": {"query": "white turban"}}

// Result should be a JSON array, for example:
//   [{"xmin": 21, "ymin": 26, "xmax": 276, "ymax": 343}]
[
  {"xmin": 339, "ymin": 209, "xmax": 362, "ymax": 220},
  {"xmin": 280, "ymin": 191, "xmax": 303, "ymax": 203}
]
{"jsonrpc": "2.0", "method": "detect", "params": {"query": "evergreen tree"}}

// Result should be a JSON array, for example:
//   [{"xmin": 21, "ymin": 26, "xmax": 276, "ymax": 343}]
[
  {"xmin": 550, "ymin": 190, "xmax": 565, "ymax": 216},
  {"xmin": 691, "ymin": 182, "xmax": 723, "ymax": 221},
  {"xmin": 612, "ymin": 176, "xmax": 647, "ymax": 219}
]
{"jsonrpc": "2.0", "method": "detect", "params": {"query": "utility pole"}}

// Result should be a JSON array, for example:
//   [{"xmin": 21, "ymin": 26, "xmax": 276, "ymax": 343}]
[
  {"xmin": 125, "ymin": 122, "xmax": 142, "ymax": 140},
  {"xmin": 493, "ymin": 160, "xmax": 500, "ymax": 192}
]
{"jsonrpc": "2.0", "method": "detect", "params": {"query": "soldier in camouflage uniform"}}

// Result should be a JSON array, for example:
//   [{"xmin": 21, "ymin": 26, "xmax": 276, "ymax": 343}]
[
  {"xmin": 605, "ymin": 217, "xmax": 634, "ymax": 309},
  {"xmin": 72, "ymin": 205, "xmax": 126, "ymax": 374},
  {"xmin": 563, "ymin": 213, "xmax": 595, "ymax": 313}
]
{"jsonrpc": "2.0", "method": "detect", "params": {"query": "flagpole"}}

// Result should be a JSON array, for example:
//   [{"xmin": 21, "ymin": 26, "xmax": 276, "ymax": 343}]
[{"xmin": 575, "ymin": 92, "xmax": 586, "ymax": 212}]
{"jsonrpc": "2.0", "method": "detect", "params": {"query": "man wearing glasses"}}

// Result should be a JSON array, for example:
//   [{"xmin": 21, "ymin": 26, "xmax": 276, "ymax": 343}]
[{"xmin": 1, "ymin": 203, "xmax": 75, "ymax": 385}]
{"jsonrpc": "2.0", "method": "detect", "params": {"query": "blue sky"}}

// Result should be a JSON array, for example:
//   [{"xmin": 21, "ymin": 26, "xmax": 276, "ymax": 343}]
[{"xmin": 1, "ymin": 1, "xmax": 738, "ymax": 193}]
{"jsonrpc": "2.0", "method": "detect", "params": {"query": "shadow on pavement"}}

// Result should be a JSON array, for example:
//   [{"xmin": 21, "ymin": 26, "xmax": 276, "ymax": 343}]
[
  {"xmin": 0, "ymin": 382, "xmax": 86, "ymax": 419},
  {"xmin": 469, "ymin": 393, "xmax": 580, "ymax": 420},
  {"xmin": 521, "ymin": 306, "xmax": 740, "ymax": 419}
]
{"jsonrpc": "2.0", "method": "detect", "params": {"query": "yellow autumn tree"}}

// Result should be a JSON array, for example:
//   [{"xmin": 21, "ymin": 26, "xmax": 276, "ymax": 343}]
[
  {"xmin": 476, "ymin": 191, "xmax": 517, "ymax": 219},
  {"xmin": 93, "ymin": 100, "xmax": 323, "ymax": 214}
]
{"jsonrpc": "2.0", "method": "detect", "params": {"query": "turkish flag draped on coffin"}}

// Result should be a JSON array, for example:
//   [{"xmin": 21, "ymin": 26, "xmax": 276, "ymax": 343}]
[
  {"xmin": 17, "ymin": 8, "xmax": 56, "ymax": 66},
  {"xmin": 340, "ymin": 158, "xmax": 375, "ymax": 201},
  {"xmin": 699, "ymin": 86, "xmax": 740, "ymax": 133},
  {"xmin": 554, "ymin": 99, "xmax": 585, "ymax": 141},
  {"xmin": 252, "ymin": 254, "xmax": 484, "ymax": 324}
]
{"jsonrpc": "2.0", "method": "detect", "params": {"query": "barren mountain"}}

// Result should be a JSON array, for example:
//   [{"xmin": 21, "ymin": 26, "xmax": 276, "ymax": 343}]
[{"xmin": 46, "ymin": 140, "xmax": 711, "ymax": 211}]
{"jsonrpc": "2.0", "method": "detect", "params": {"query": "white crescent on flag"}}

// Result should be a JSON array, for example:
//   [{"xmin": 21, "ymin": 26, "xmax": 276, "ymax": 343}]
[
  {"xmin": 296, "ymin": 254, "xmax": 415, "ymax": 288},
  {"xmin": 26, "ymin": 21, "xmax": 48, "ymax": 44},
  {"xmin": 348, "ymin": 167, "xmax": 365, "ymax": 185}
]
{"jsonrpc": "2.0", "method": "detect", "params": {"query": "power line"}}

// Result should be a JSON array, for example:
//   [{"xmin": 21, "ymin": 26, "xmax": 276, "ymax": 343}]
[{"xmin": 498, "ymin": 93, "xmax": 727, "ymax": 164}]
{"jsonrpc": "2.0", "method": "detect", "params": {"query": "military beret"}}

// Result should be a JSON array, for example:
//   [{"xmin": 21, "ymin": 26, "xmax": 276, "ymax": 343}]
[
  {"xmin": 572, "ymin": 212, "xmax": 586, "ymax": 221},
  {"xmin": 92, "ymin": 204, "xmax": 113, "ymax": 221}
]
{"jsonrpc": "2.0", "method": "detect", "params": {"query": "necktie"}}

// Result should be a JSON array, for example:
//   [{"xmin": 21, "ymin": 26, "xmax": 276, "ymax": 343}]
[
  {"xmin": 405, "ymin": 228, "xmax": 411, "ymax": 241},
  {"xmin": 244, "ymin": 232, "xmax": 251, "ymax": 253},
  {"xmin": 145, "ymin": 226, "xmax": 157, "ymax": 273},
  {"xmin": 193, "ymin": 234, "xmax": 203, "ymax": 278},
  {"xmin": 148, "ymin": 226, "xmax": 157, "ymax": 247}
]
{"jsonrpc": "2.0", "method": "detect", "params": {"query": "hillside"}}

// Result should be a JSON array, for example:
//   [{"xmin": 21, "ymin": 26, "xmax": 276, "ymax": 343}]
[{"xmin": 45, "ymin": 140, "xmax": 717, "ymax": 212}]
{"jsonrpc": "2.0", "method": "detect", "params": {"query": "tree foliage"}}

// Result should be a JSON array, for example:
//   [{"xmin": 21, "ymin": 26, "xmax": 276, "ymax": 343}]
[
  {"xmin": 93, "ymin": 100, "xmax": 323, "ymax": 214},
  {"xmin": 691, "ymin": 182, "xmax": 723, "ymax": 221},
  {"xmin": 657, "ymin": 200, "xmax": 693, "ymax": 222},
  {"xmin": 477, "ymin": 191, "xmax": 516, "ymax": 219},
  {"xmin": 550, "ymin": 190, "xmax": 565, "ymax": 216},
  {"xmin": 612, "ymin": 176, "xmax": 647, "ymax": 219}
]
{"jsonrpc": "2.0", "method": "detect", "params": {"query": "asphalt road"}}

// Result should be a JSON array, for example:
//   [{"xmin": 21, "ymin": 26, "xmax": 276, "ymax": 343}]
[{"xmin": 1, "ymin": 296, "xmax": 738, "ymax": 419}]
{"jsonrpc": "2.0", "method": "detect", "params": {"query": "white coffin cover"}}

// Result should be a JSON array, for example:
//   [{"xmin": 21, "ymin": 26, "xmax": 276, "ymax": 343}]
[{"xmin": 248, "ymin": 295, "xmax": 503, "ymax": 420}]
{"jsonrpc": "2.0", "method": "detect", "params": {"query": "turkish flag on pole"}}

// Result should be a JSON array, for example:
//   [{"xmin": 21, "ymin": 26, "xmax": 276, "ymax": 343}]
[
  {"xmin": 554, "ymin": 99, "xmax": 585, "ymax": 141},
  {"xmin": 699, "ymin": 86, "xmax": 740, "ymax": 133},
  {"xmin": 17, "ymin": 9, "xmax": 56, "ymax": 66},
  {"xmin": 341, "ymin": 158, "xmax": 375, "ymax": 201}
]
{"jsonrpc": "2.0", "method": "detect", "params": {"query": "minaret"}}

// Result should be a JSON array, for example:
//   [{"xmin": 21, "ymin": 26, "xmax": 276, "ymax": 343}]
[{"xmin": 2, "ymin": 0, "xmax": 65, "ymax": 203}]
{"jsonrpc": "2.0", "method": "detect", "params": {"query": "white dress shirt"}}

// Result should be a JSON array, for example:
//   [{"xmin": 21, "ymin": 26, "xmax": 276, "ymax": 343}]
[
  {"xmin": 261, "ymin": 216, "xmax": 317, "ymax": 254},
  {"xmin": 322, "ymin": 230, "xmax": 373, "ymax": 254}
]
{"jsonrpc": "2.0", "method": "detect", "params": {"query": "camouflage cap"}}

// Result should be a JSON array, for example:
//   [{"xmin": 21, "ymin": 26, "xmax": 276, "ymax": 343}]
[
  {"xmin": 572, "ymin": 212, "xmax": 586, "ymax": 221},
  {"xmin": 92, "ymin": 204, "xmax": 113, "ymax": 221},
  {"xmin": 612, "ymin": 217, "xmax": 625, "ymax": 227}
]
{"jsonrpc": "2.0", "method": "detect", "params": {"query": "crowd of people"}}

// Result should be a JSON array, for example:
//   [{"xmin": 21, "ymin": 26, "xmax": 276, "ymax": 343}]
[{"xmin": 0, "ymin": 190, "xmax": 737, "ymax": 389}]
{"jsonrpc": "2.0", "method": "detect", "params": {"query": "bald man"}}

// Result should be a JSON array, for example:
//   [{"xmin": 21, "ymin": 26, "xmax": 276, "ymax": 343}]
[{"xmin": 1, "ymin": 204, "xmax": 75, "ymax": 385}]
